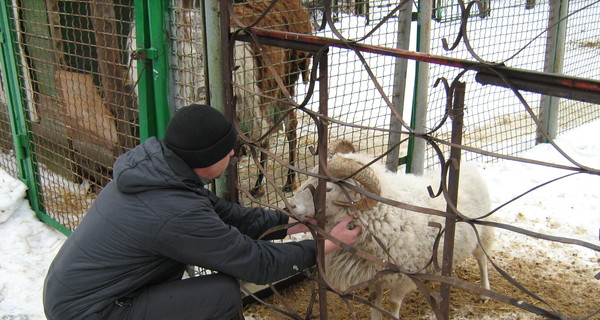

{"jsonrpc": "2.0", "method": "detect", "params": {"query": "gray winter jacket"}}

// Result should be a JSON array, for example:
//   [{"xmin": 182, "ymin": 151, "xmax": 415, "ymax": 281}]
[{"xmin": 43, "ymin": 137, "xmax": 316, "ymax": 320}]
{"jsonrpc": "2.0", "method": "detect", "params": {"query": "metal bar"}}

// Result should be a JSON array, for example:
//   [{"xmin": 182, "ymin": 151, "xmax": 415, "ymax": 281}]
[
  {"xmin": 134, "ymin": 0, "xmax": 154, "ymax": 141},
  {"xmin": 234, "ymin": 32, "xmax": 322, "ymax": 53},
  {"xmin": 243, "ymin": 28, "xmax": 600, "ymax": 96},
  {"xmin": 147, "ymin": 0, "xmax": 171, "ymax": 138},
  {"xmin": 206, "ymin": 0, "xmax": 230, "ymax": 198},
  {"xmin": 409, "ymin": 0, "xmax": 432, "ymax": 175},
  {"xmin": 218, "ymin": 0, "xmax": 238, "ymax": 203},
  {"xmin": 206, "ymin": 0, "xmax": 227, "ymax": 110},
  {"xmin": 439, "ymin": 81, "xmax": 466, "ymax": 319},
  {"xmin": 135, "ymin": 0, "xmax": 171, "ymax": 141},
  {"xmin": 537, "ymin": 0, "xmax": 569, "ymax": 144},
  {"xmin": 475, "ymin": 72, "xmax": 600, "ymax": 105},
  {"xmin": 316, "ymin": 50, "xmax": 329, "ymax": 320},
  {"xmin": 385, "ymin": 1, "xmax": 412, "ymax": 172}
]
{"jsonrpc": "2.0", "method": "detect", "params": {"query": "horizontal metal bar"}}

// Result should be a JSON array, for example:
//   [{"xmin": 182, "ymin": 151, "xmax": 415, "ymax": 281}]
[
  {"xmin": 476, "ymin": 72, "xmax": 600, "ymax": 105},
  {"xmin": 236, "ymin": 28, "xmax": 600, "ymax": 102}
]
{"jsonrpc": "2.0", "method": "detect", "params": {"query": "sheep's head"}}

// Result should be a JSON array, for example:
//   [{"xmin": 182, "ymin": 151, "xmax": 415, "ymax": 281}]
[{"xmin": 288, "ymin": 140, "xmax": 381, "ymax": 221}]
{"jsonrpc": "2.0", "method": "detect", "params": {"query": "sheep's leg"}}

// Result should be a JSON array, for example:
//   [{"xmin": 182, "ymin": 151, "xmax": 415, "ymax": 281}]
[
  {"xmin": 473, "ymin": 245, "xmax": 491, "ymax": 302},
  {"xmin": 388, "ymin": 282, "xmax": 413, "ymax": 319},
  {"xmin": 369, "ymin": 282, "xmax": 386, "ymax": 320},
  {"xmin": 283, "ymin": 114, "xmax": 298, "ymax": 192},
  {"xmin": 251, "ymin": 149, "xmax": 267, "ymax": 197}
]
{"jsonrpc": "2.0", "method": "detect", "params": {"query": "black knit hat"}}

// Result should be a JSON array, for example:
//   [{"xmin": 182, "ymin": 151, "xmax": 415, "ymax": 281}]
[{"xmin": 165, "ymin": 104, "xmax": 237, "ymax": 168}]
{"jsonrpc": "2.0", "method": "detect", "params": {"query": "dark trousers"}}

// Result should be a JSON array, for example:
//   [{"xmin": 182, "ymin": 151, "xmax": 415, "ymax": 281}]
[{"xmin": 101, "ymin": 273, "xmax": 242, "ymax": 320}]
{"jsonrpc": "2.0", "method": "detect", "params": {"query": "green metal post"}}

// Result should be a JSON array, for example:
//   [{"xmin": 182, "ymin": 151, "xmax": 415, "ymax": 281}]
[
  {"xmin": 0, "ymin": 2, "xmax": 70, "ymax": 235},
  {"xmin": 135, "ymin": 0, "xmax": 155, "ymax": 141},
  {"xmin": 147, "ymin": 0, "xmax": 172, "ymax": 138},
  {"xmin": 135, "ymin": 0, "xmax": 172, "ymax": 141}
]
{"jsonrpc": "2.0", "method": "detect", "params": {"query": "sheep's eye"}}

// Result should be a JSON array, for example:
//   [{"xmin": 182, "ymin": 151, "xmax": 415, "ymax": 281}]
[{"xmin": 326, "ymin": 187, "xmax": 333, "ymax": 192}]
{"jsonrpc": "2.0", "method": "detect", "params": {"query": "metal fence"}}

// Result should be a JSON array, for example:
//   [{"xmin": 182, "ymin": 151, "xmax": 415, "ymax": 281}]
[
  {"xmin": 1, "ymin": 0, "xmax": 139, "ymax": 233},
  {"xmin": 423, "ymin": 0, "xmax": 600, "ymax": 169},
  {"xmin": 1, "ymin": 0, "xmax": 599, "ymax": 319}
]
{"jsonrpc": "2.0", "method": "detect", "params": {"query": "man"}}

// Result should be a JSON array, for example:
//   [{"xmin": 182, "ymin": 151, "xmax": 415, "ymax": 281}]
[{"xmin": 43, "ymin": 104, "xmax": 361, "ymax": 320}]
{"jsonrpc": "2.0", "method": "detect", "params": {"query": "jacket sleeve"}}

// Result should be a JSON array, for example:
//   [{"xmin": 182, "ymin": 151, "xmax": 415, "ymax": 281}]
[
  {"xmin": 207, "ymin": 189, "xmax": 289, "ymax": 240},
  {"xmin": 154, "ymin": 207, "xmax": 316, "ymax": 285}
]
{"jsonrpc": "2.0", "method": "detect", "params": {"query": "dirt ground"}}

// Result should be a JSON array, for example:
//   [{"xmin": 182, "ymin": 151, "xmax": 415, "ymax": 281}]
[{"xmin": 244, "ymin": 240, "xmax": 600, "ymax": 320}]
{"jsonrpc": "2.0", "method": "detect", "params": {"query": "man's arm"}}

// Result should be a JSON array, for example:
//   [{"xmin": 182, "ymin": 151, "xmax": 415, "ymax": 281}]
[{"xmin": 208, "ymin": 191, "xmax": 288, "ymax": 239}]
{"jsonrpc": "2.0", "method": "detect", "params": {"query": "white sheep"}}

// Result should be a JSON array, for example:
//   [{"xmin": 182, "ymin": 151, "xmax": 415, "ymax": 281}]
[{"xmin": 288, "ymin": 140, "xmax": 495, "ymax": 319}]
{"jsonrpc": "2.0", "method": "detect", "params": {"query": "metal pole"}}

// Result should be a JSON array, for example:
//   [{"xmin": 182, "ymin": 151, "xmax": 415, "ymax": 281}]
[
  {"xmin": 205, "ymin": 0, "xmax": 227, "ymax": 111},
  {"xmin": 206, "ymin": 0, "xmax": 231, "ymax": 198},
  {"xmin": 134, "ymin": 0, "xmax": 171, "ymax": 140},
  {"xmin": 439, "ymin": 81, "xmax": 466, "ymax": 319},
  {"xmin": 315, "ymin": 50, "xmax": 329, "ymax": 320},
  {"xmin": 386, "ymin": 1, "xmax": 413, "ymax": 172},
  {"xmin": 134, "ymin": 0, "xmax": 154, "ymax": 141},
  {"xmin": 537, "ymin": 0, "xmax": 568, "ymax": 144},
  {"xmin": 408, "ymin": 0, "xmax": 432, "ymax": 175}
]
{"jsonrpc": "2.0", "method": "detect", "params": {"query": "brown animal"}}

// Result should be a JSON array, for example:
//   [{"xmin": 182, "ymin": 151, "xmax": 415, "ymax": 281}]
[{"xmin": 231, "ymin": 0, "xmax": 313, "ymax": 197}]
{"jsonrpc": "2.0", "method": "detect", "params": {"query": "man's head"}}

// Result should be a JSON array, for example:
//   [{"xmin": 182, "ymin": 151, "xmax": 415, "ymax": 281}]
[{"xmin": 165, "ymin": 104, "xmax": 237, "ymax": 178}]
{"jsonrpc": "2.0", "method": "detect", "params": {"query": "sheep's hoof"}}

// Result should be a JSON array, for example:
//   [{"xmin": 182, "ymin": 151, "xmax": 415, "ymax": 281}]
[
  {"xmin": 283, "ymin": 182, "xmax": 298, "ymax": 193},
  {"xmin": 251, "ymin": 186, "xmax": 266, "ymax": 198}
]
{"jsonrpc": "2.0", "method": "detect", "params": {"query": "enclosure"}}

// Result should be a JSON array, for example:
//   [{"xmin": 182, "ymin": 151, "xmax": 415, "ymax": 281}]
[{"xmin": 0, "ymin": 0, "xmax": 599, "ymax": 319}]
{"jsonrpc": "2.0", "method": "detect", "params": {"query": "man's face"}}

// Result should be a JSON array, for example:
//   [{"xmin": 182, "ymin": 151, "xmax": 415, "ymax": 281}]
[{"xmin": 194, "ymin": 149, "xmax": 235, "ymax": 180}]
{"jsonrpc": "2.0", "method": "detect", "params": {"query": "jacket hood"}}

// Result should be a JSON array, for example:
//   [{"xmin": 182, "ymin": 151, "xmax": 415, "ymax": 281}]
[{"xmin": 112, "ymin": 137, "xmax": 205, "ymax": 194}]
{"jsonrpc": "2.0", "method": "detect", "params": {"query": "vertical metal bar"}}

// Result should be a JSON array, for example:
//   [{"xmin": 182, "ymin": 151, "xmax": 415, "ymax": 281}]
[
  {"xmin": 537, "ymin": 0, "xmax": 568, "ymax": 144},
  {"xmin": 205, "ymin": 0, "xmax": 226, "ymax": 111},
  {"xmin": 206, "ymin": 0, "xmax": 230, "ymax": 198},
  {"xmin": 386, "ymin": 1, "xmax": 412, "ymax": 172},
  {"xmin": 134, "ymin": 0, "xmax": 154, "ymax": 141},
  {"xmin": 135, "ymin": 0, "xmax": 171, "ymax": 141},
  {"xmin": 217, "ymin": 0, "xmax": 238, "ymax": 202},
  {"xmin": 407, "ymin": 0, "xmax": 432, "ymax": 175},
  {"xmin": 439, "ymin": 81, "xmax": 466, "ymax": 319},
  {"xmin": 315, "ymin": 50, "xmax": 329, "ymax": 320},
  {"xmin": 147, "ymin": 0, "xmax": 171, "ymax": 138}
]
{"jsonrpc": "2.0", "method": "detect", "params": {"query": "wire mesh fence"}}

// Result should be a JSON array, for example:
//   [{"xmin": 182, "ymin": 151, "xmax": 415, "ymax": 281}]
[
  {"xmin": 1, "ymin": 0, "xmax": 139, "ymax": 231},
  {"xmin": 0, "ymin": 71, "xmax": 18, "ymax": 177},
  {"xmin": 424, "ymin": 0, "xmax": 600, "ymax": 168}
]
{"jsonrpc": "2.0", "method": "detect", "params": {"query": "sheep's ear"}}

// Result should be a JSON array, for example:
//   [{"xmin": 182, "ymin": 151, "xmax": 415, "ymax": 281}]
[{"xmin": 328, "ymin": 139, "xmax": 356, "ymax": 158}]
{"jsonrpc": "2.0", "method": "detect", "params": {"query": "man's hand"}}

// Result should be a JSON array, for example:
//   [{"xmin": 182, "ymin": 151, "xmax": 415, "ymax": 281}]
[
  {"xmin": 286, "ymin": 216, "xmax": 362, "ymax": 254},
  {"xmin": 324, "ymin": 216, "xmax": 362, "ymax": 254}
]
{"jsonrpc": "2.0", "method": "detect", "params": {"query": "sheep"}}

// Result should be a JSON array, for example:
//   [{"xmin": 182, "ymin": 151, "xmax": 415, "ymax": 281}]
[
  {"xmin": 231, "ymin": 0, "xmax": 313, "ymax": 197},
  {"xmin": 288, "ymin": 140, "xmax": 495, "ymax": 319}
]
